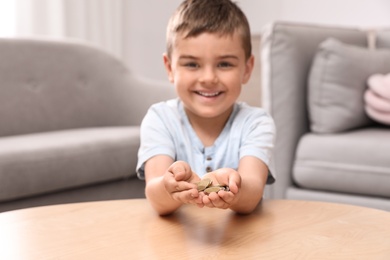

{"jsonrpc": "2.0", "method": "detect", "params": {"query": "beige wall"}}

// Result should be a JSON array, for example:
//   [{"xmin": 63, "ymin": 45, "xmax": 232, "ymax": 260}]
[{"xmin": 238, "ymin": 35, "xmax": 261, "ymax": 107}]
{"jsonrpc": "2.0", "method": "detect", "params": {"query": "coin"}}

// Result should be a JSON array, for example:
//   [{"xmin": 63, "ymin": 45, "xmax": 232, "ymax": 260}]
[
  {"xmin": 197, "ymin": 178, "xmax": 212, "ymax": 191},
  {"xmin": 204, "ymin": 186, "xmax": 224, "ymax": 195},
  {"xmin": 197, "ymin": 178, "xmax": 230, "ymax": 194}
]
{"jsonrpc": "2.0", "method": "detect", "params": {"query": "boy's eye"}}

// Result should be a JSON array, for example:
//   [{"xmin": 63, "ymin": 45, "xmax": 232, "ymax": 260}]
[
  {"xmin": 184, "ymin": 62, "xmax": 199, "ymax": 68},
  {"xmin": 218, "ymin": 62, "xmax": 233, "ymax": 68}
]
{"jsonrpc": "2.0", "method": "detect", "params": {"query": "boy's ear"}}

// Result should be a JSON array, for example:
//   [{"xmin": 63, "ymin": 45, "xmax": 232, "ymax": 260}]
[
  {"xmin": 242, "ymin": 55, "xmax": 254, "ymax": 84},
  {"xmin": 163, "ymin": 53, "xmax": 174, "ymax": 83}
]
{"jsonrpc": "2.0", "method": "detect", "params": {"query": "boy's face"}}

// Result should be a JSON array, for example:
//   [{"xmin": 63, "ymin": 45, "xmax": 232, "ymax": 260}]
[{"xmin": 163, "ymin": 31, "xmax": 254, "ymax": 121}]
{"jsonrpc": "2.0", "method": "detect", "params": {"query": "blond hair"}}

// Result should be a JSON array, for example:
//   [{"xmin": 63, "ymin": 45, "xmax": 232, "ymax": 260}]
[{"xmin": 166, "ymin": 0, "xmax": 252, "ymax": 59}]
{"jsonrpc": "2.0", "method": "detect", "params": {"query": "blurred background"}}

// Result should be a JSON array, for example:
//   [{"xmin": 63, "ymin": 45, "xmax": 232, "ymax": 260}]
[{"xmin": 1, "ymin": 0, "xmax": 390, "ymax": 104}]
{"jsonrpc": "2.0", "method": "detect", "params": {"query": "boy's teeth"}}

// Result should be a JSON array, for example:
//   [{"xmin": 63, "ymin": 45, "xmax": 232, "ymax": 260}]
[{"xmin": 197, "ymin": 91, "xmax": 220, "ymax": 97}]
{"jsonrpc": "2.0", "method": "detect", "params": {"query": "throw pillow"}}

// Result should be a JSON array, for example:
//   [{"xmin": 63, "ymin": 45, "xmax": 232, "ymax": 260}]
[
  {"xmin": 364, "ymin": 73, "xmax": 390, "ymax": 125},
  {"xmin": 308, "ymin": 38, "xmax": 390, "ymax": 133}
]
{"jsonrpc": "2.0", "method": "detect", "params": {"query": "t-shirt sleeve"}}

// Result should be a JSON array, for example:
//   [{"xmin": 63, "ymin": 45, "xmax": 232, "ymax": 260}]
[
  {"xmin": 239, "ymin": 110, "xmax": 276, "ymax": 183},
  {"xmin": 136, "ymin": 105, "xmax": 176, "ymax": 180}
]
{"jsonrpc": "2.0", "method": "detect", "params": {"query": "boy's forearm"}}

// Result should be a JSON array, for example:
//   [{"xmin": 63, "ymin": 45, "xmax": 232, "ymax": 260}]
[
  {"xmin": 230, "ymin": 157, "xmax": 269, "ymax": 214},
  {"xmin": 145, "ymin": 177, "xmax": 182, "ymax": 215},
  {"xmin": 229, "ymin": 179, "xmax": 264, "ymax": 214}
]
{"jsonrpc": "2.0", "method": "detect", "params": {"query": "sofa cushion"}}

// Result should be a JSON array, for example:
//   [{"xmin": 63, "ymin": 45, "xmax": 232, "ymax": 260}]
[
  {"xmin": 0, "ymin": 127, "xmax": 140, "ymax": 202},
  {"xmin": 308, "ymin": 38, "xmax": 390, "ymax": 134},
  {"xmin": 292, "ymin": 127, "xmax": 390, "ymax": 198}
]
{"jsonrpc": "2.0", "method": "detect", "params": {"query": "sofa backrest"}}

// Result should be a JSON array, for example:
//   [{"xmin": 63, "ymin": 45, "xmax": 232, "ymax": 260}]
[{"xmin": 0, "ymin": 38, "xmax": 155, "ymax": 137}]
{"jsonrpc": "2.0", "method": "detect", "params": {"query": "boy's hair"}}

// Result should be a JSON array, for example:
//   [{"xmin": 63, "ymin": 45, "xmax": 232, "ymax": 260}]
[{"xmin": 166, "ymin": 0, "xmax": 252, "ymax": 60}]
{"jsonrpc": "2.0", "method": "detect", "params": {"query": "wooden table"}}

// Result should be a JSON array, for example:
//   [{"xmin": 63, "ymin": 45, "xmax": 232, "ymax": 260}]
[{"xmin": 0, "ymin": 199, "xmax": 389, "ymax": 259}]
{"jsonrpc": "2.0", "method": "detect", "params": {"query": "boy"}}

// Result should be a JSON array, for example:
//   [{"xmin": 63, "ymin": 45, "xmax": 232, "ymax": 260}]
[{"xmin": 137, "ymin": 0, "xmax": 275, "ymax": 215}]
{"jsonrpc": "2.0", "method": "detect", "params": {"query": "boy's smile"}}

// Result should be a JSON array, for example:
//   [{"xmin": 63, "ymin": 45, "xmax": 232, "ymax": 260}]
[{"xmin": 164, "ymin": 31, "xmax": 254, "ymax": 123}]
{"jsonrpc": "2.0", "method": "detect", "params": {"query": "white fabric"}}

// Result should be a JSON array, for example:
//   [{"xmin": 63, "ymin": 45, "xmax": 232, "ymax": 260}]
[
  {"xmin": 15, "ymin": 0, "xmax": 124, "ymax": 59},
  {"xmin": 137, "ymin": 99, "xmax": 276, "ymax": 183}
]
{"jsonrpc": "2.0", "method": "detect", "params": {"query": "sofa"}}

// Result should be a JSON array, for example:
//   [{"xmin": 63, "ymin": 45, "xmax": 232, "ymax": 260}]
[
  {"xmin": 261, "ymin": 22, "xmax": 390, "ymax": 211},
  {"xmin": 0, "ymin": 38, "xmax": 175, "ymax": 212}
]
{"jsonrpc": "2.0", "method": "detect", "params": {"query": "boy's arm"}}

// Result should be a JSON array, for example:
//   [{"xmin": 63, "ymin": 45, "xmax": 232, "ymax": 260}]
[
  {"xmin": 230, "ymin": 156, "xmax": 268, "ymax": 214},
  {"xmin": 144, "ymin": 155, "xmax": 201, "ymax": 215}
]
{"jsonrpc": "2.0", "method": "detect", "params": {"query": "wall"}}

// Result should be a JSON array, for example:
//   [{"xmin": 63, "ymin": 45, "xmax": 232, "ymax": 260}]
[
  {"xmin": 240, "ymin": 0, "xmax": 390, "ymax": 34},
  {"xmin": 123, "ymin": 1, "xmax": 181, "ymax": 83}
]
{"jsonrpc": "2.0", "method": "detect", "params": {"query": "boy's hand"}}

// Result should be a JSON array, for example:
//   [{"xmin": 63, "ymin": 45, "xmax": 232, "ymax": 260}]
[
  {"xmin": 163, "ymin": 161, "xmax": 203, "ymax": 206},
  {"xmin": 201, "ymin": 168, "xmax": 241, "ymax": 209}
]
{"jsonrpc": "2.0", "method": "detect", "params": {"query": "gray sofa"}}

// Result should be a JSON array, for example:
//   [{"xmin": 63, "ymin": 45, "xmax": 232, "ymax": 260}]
[
  {"xmin": 0, "ymin": 38, "xmax": 175, "ymax": 212},
  {"xmin": 261, "ymin": 22, "xmax": 390, "ymax": 211}
]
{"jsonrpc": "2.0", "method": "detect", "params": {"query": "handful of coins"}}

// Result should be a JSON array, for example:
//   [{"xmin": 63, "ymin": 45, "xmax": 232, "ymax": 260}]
[{"xmin": 196, "ymin": 178, "xmax": 230, "ymax": 195}]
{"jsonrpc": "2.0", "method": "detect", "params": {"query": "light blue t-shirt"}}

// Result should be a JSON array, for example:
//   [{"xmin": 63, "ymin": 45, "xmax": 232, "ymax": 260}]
[{"xmin": 136, "ymin": 98, "xmax": 275, "ymax": 184}]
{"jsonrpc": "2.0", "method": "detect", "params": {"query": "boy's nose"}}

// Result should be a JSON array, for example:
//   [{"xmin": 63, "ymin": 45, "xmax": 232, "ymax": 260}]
[{"xmin": 199, "ymin": 67, "xmax": 218, "ymax": 84}]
